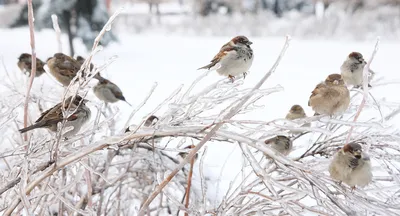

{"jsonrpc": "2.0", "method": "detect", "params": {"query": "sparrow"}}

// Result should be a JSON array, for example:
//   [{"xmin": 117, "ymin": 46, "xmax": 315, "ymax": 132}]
[
  {"xmin": 264, "ymin": 135, "xmax": 292, "ymax": 156},
  {"xmin": 17, "ymin": 53, "xmax": 46, "ymax": 77},
  {"xmin": 18, "ymin": 95, "xmax": 91, "ymax": 138},
  {"xmin": 198, "ymin": 36, "xmax": 254, "ymax": 82},
  {"xmin": 340, "ymin": 52, "xmax": 375, "ymax": 88},
  {"xmin": 329, "ymin": 143, "xmax": 372, "ymax": 189},
  {"xmin": 144, "ymin": 115, "xmax": 159, "ymax": 127},
  {"xmin": 308, "ymin": 74, "xmax": 350, "ymax": 116},
  {"xmin": 285, "ymin": 104, "xmax": 310, "ymax": 130},
  {"xmin": 46, "ymin": 53, "xmax": 84, "ymax": 86},
  {"xmin": 93, "ymin": 77, "xmax": 131, "ymax": 106},
  {"xmin": 76, "ymin": 56, "xmax": 95, "ymax": 72}
]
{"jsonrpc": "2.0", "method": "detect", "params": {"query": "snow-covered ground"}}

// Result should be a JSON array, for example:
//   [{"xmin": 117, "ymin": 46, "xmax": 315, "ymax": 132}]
[{"xmin": 1, "ymin": 27, "xmax": 400, "ymax": 214}]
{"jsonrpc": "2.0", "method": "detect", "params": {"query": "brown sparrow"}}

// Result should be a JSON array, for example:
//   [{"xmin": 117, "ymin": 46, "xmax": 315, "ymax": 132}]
[
  {"xmin": 93, "ymin": 77, "xmax": 131, "ymax": 105},
  {"xmin": 285, "ymin": 104, "xmax": 310, "ymax": 130},
  {"xmin": 308, "ymin": 74, "xmax": 350, "ymax": 116},
  {"xmin": 198, "ymin": 36, "xmax": 254, "ymax": 82},
  {"xmin": 19, "ymin": 95, "xmax": 91, "ymax": 137},
  {"xmin": 46, "ymin": 53, "xmax": 84, "ymax": 86},
  {"xmin": 329, "ymin": 143, "xmax": 372, "ymax": 189},
  {"xmin": 17, "ymin": 53, "xmax": 46, "ymax": 77},
  {"xmin": 264, "ymin": 135, "xmax": 293, "ymax": 156},
  {"xmin": 340, "ymin": 52, "xmax": 374, "ymax": 88}
]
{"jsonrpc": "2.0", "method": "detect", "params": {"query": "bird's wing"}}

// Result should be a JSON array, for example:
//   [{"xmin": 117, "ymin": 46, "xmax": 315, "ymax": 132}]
[
  {"xmin": 210, "ymin": 46, "xmax": 237, "ymax": 64},
  {"xmin": 308, "ymin": 83, "xmax": 325, "ymax": 106}
]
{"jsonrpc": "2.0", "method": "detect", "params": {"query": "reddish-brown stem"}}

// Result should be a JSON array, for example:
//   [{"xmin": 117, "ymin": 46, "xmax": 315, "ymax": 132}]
[
  {"xmin": 184, "ymin": 146, "xmax": 195, "ymax": 216},
  {"xmin": 23, "ymin": 0, "xmax": 36, "ymax": 143}
]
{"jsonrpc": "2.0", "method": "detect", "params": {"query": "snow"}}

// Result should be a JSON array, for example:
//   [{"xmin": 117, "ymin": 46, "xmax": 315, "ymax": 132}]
[{"xmin": 0, "ymin": 27, "xmax": 400, "ymax": 214}]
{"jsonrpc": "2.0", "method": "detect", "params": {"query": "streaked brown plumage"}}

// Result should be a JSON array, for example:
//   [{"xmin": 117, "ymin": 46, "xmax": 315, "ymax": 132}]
[
  {"xmin": 308, "ymin": 74, "xmax": 350, "ymax": 116},
  {"xmin": 46, "ymin": 53, "xmax": 83, "ymax": 86},
  {"xmin": 329, "ymin": 143, "xmax": 372, "ymax": 189},
  {"xmin": 17, "ymin": 53, "xmax": 46, "ymax": 77},
  {"xmin": 264, "ymin": 135, "xmax": 293, "ymax": 156},
  {"xmin": 18, "ymin": 95, "xmax": 91, "ymax": 138}
]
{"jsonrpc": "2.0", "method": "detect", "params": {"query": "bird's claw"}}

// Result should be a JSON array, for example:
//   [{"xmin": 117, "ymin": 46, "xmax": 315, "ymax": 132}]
[{"xmin": 243, "ymin": 72, "xmax": 247, "ymax": 79}]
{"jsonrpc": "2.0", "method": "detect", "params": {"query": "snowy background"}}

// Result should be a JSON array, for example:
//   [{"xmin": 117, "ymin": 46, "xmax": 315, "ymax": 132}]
[{"xmin": 1, "ymin": 0, "xmax": 400, "ymax": 215}]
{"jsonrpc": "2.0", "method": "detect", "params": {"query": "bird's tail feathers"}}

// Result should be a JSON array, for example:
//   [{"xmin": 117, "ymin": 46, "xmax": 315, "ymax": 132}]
[
  {"xmin": 19, "ymin": 122, "xmax": 45, "ymax": 134},
  {"xmin": 197, "ymin": 62, "xmax": 216, "ymax": 71}
]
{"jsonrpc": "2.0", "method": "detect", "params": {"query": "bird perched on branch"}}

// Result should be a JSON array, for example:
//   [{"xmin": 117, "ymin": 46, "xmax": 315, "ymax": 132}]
[
  {"xmin": 285, "ymin": 104, "xmax": 310, "ymax": 132},
  {"xmin": 329, "ymin": 143, "xmax": 372, "ymax": 190},
  {"xmin": 264, "ymin": 135, "xmax": 293, "ymax": 156},
  {"xmin": 93, "ymin": 77, "xmax": 131, "ymax": 106},
  {"xmin": 18, "ymin": 95, "xmax": 91, "ymax": 138},
  {"xmin": 17, "ymin": 53, "xmax": 46, "ymax": 77},
  {"xmin": 46, "ymin": 53, "xmax": 84, "ymax": 86},
  {"xmin": 198, "ymin": 35, "xmax": 254, "ymax": 83},
  {"xmin": 308, "ymin": 74, "xmax": 350, "ymax": 116},
  {"xmin": 340, "ymin": 52, "xmax": 375, "ymax": 88}
]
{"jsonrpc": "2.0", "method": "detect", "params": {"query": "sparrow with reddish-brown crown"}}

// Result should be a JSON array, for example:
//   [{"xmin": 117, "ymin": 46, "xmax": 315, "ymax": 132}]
[
  {"xmin": 341, "ymin": 52, "xmax": 375, "ymax": 88},
  {"xmin": 93, "ymin": 77, "xmax": 131, "ymax": 106},
  {"xmin": 198, "ymin": 36, "xmax": 254, "ymax": 83},
  {"xmin": 17, "ymin": 53, "xmax": 46, "ymax": 77},
  {"xmin": 264, "ymin": 135, "xmax": 293, "ymax": 156},
  {"xmin": 329, "ymin": 143, "xmax": 372, "ymax": 190},
  {"xmin": 308, "ymin": 74, "xmax": 350, "ymax": 116},
  {"xmin": 18, "ymin": 95, "xmax": 91, "ymax": 138}
]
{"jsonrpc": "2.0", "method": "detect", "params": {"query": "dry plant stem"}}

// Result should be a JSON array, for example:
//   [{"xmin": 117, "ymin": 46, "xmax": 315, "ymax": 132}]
[
  {"xmin": 137, "ymin": 35, "xmax": 291, "ymax": 216},
  {"xmin": 345, "ymin": 38, "xmax": 380, "ymax": 145},
  {"xmin": 184, "ymin": 146, "xmax": 195, "ymax": 216},
  {"xmin": 51, "ymin": 14, "xmax": 62, "ymax": 52},
  {"xmin": 23, "ymin": 0, "xmax": 36, "ymax": 143}
]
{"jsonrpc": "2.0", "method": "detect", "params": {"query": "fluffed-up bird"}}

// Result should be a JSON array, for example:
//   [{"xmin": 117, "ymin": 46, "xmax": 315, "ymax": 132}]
[
  {"xmin": 285, "ymin": 104, "xmax": 310, "ymax": 131},
  {"xmin": 264, "ymin": 135, "xmax": 293, "ymax": 156},
  {"xmin": 329, "ymin": 143, "xmax": 372, "ymax": 190},
  {"xmin": 17, "ymin": 53, "xmax": 46, "ymax": 77},
  {"xmin": 340, "ymin": 52, "xmax": 375, "ymax": 88},
  {"xmin": 198, "ymin": 35, "xmax": 254, "ymax": 83},
  {"xmin": 18, "ymin": 95, "xmax": 91, "ymax": 138},
  {"xmin": 93, "ymin": 77, "xmax": 131, "ymax": 106},
  {"xmin": 46, "ymin": 53, "xmax": 84, "ymax": 86},
  {"xmin": 308, "ymin": 74, "xmax": 350, "ymax": 116}
]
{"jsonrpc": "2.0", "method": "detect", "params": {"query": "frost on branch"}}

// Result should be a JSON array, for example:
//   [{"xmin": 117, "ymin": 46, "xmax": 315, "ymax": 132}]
[{"xmin": 1, "ymin": 34, "xmax": 400, "ymax": 216}]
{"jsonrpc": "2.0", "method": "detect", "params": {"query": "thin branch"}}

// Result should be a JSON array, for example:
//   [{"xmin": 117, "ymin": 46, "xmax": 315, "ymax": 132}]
[{"xmin": 137, "ymin": 35, "xmax": 292, "ymax": 216}]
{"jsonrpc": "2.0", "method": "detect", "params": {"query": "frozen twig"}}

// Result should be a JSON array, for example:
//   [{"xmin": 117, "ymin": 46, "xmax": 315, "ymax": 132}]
[
  {"xmin": 137, "ymin": 35, "xmax": 291, "ymax": 216},
  {"xmin": 23, "ymin": 0, "xmax": 36, "ymax": 143},
  {"xmin": 51, "ymin": 14, "xmax": 62, "ymax": 53},
  {"xmin": 345, "ymin": 37, "xmax": 380, "ymax": 145}
]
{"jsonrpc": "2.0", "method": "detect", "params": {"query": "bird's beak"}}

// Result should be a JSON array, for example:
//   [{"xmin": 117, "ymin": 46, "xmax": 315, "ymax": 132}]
[
  {"xmin": 82, "ymin": 99, "xmax": 89, "ymax": 103},
  {"xmin": 333, "ymin": 80, "xmax": 339, "ymax": 85},
  {"xmin": 247, "ymin": 41, "xmax": 253, "ymax": 45},
  {"xmin": 353, "ymin": 151, "xmax": 362, "ymax": 159}
]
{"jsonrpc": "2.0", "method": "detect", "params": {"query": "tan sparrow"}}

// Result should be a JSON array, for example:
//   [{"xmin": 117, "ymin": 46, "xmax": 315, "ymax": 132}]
[
  {"xmin": 264, "ymin": 135, "xmax": 293, "ymax": 156},
  {"xmin": 17, "ymin": 53, "xmax": 46, "ymax": 77},
  {"xmin": 285, "ymin": 104, "xmax": 310, "ymax": 130},
  {"xmin": 308, "ymin": 74, "xmax": 350, "ymax": 116},
  {"xmin": 329, "ymin": 143, "xmax": 372, "ymax": 189},
  {"xmin": 93, "ymin": 77, "xmax": 131, "ymax": 106},
  {"xmin": 341, "ymin": 52, "xmax": 375, "ymax": 88},
  {"xmin": 198, "ymin": 36, "xmax": 254, "ymax": 82},
  {"xmin": 46, "ymin": 53, "xmax": 85, "ymax": 86},
  {"xmin": 19, "ymin": 95, "xmax": 91, "ymax": 138}
]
